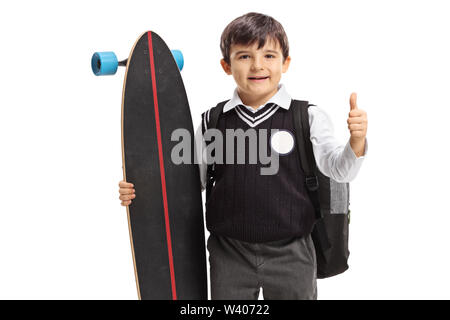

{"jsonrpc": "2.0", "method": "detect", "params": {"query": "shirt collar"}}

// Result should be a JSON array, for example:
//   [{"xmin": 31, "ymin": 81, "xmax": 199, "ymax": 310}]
[{"xmin": 222, "ymin": 83, "xmax": 292, "ymax": 113}]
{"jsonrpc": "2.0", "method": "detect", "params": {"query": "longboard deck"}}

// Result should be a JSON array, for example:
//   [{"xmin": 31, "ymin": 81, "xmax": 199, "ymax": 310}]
[{"xmin": 121, "ymin": 31, "xmax": 207, "ymax": 300}]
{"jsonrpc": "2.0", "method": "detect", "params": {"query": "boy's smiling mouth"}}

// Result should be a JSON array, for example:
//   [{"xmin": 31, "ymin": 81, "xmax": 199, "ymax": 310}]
[{"xmin": 248, "ymin": 76, "xmax": 270, "ymax": 82}]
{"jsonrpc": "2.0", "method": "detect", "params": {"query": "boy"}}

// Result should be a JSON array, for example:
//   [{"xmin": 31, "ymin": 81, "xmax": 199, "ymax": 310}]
[{"xmin": 119, "ymin": 12, "xmax": 368, "ymax": 300}]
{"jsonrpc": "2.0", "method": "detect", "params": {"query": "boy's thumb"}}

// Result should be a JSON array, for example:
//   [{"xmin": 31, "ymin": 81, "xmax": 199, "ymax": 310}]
[{"xmin": 350, "ymin": 92, "xmax": 358, "ymax": 111}]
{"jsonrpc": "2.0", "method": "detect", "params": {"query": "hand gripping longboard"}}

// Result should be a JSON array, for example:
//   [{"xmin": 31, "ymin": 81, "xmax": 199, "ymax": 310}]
[{"xmin": 91, "ymin": 31, "xmax": 206, "ymax": 300}]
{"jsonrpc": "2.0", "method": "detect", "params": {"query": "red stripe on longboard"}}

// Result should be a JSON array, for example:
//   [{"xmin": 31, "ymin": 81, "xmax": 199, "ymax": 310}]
[{"xmin": 147, "ymin": 31, "xmax": 177, "ymax": 300}]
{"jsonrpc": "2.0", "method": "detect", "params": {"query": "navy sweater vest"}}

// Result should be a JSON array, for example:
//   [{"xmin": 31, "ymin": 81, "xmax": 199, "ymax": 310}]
[{"xmin": 203, "ymin": 100, "xmax": 316, "ymax": 243}]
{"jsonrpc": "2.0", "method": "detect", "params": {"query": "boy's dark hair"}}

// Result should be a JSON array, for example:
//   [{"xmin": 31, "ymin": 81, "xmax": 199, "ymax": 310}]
[{"xmin": 220, "ymin": 12, "xmax": 289, "ymax": 65}]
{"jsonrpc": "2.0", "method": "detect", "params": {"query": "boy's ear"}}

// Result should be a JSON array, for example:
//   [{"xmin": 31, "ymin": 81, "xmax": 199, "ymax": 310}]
[
  {"xmin": 282, "ymin": 56, "xmax": 291, "ymax": 73},
  {"xmin": 220, "ymin": 59, "xmax": 232, "ymax": 75}
]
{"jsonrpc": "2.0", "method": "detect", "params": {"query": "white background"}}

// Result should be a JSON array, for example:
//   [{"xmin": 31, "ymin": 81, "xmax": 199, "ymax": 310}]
[{"xmin": 1, "ymin": 0, "xmax": 449, "ymax": 299}]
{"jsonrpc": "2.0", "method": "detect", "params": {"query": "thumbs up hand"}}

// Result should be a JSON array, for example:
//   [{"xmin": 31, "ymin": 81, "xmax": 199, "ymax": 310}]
[{"xmin": 347, "ymin": 92, "xmax": 368, "ymax": 157}]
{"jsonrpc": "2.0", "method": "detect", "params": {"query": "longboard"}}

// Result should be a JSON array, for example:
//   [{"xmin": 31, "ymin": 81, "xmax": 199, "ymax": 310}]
[{"xmin": 92, "ymin": 31, "xmax": 207, "ymax": 300}]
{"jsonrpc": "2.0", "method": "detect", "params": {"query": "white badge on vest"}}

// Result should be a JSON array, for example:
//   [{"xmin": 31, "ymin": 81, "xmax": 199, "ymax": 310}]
[{"xmin": 270, "ymin": 130, "xmax": 295, "ymax": 155}]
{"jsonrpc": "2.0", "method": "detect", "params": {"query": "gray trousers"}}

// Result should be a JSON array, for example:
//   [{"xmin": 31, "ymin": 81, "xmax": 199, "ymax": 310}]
[{"xmin": 207, "ymin": 233, "xmax": 317, "ymax": 300}]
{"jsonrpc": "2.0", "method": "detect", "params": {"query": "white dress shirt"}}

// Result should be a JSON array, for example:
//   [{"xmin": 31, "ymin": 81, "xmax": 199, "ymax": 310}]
[{"xmin": 195, "ymin": 84, "xmax": 368, "ymax": 191}]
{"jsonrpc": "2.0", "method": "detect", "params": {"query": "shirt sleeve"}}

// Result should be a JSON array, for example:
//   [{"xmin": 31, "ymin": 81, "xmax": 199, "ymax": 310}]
[{"xmin": 308, "ymin": 105, "xmax": 368, "ymax": 183}]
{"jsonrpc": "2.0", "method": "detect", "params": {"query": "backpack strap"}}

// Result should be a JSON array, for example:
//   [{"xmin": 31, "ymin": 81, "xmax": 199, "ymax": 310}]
[
  {"xmin": 292, "ymin": 99, "xmax": 332, "ymax": 251},
  {"xmin": 291, "ymin": 99, "xmax": 322, "ymax": 219},
  {"xmin": 202, "ymin": 100, "xmax": 229, "ymax": 202}
]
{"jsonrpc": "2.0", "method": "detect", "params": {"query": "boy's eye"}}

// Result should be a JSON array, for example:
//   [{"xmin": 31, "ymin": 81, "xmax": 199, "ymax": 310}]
[{"xmin": 237, "ymin": 54, "xmax": 276, "ymax": 59}]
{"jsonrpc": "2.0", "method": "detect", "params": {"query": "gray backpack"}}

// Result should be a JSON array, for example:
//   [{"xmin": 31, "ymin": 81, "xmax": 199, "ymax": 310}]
[{"xmin": 203, "ymin": 99, "xmax": 351, "ymax": 278}]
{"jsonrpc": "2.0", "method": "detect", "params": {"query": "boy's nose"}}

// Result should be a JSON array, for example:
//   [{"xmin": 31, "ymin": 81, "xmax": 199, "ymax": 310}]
[{"xmin": 251, "ymin": 56, "xmax": 264, "ymax": 70}]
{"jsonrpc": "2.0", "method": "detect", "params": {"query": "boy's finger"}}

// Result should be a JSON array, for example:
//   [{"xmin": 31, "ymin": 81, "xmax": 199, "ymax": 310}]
[
  {"xmin": 348, "ymin": 124, "xmax": 364, "ymax": 131},
  {"xmin": 349, "ymin": 109, "xmax": 365, "ymax": 118},
  {"xmin": 119, "ymin": 181, "xmax": 134, "ymax": 188},
  {"xmin": 119, "ymin": 194, "xmax": 136, "ymax": 201},
  {"xmin": 119, "ymin": 188, "xmax": 135, "ymax": 195},
  {"xmin": 121, "ymin": 200, "xmax": 132, "ymax": 206},
  {"xmin": 349, "ymin": 92, "xmax": 358, "ymax": 111},
  {"xmin": 347, "ymin": 116, "xmax": 365, "ymax": 124}
]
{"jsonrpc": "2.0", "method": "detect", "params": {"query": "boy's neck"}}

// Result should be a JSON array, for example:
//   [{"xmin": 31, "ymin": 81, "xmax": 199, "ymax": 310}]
[{"xmin": 237, "ymin": 86, "xmax": 279, "ymax": 110}]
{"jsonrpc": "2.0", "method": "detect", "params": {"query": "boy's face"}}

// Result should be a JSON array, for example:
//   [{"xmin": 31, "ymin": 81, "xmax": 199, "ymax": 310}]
[{"xmin": 220, "ymin": 38, "xmax": 291, "ymax": 106}]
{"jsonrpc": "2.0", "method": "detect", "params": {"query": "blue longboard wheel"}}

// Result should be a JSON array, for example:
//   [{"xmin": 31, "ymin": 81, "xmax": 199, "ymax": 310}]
[
  {"xmin": 171, "ymin": 50, "xmax": 184, "ymax": 71},
  {"xmin": 91, "ymin": 52, "xmax": 118, "ymax": 76}
]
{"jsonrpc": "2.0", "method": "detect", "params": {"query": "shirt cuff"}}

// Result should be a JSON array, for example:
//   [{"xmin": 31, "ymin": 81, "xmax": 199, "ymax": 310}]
[{"xmin": 345, "ymin": 137, "xmax": 368, "ymax": 161}]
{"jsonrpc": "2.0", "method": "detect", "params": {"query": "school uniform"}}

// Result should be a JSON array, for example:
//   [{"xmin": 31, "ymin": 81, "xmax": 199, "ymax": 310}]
[{"xmin": 194, "ymin": 84, "xmax": 368, "ymax": 299}]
